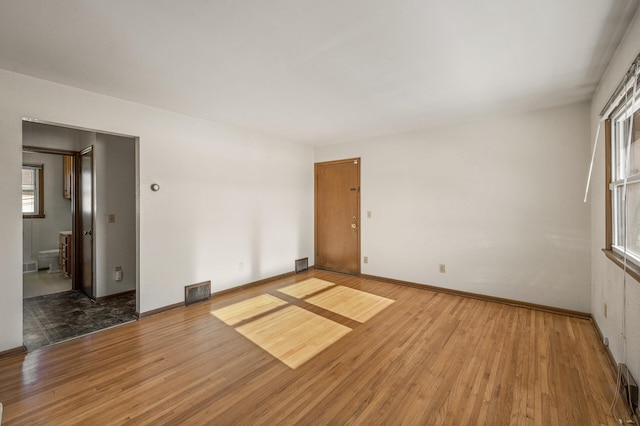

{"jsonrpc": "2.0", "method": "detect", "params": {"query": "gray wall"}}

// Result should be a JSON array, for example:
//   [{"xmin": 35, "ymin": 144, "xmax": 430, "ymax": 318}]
[{"xmin": 79, "ymin": 132, "xmax": 136, "ymax": 297}]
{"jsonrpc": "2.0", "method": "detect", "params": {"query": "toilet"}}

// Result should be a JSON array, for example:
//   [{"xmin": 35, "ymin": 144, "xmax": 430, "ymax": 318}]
[{"xmin": 37, "ymin": 249, "xmax": 60, "ymax": 273}]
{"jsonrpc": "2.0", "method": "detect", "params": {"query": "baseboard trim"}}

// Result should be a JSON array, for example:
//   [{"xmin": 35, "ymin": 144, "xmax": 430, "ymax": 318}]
[
  {"xmin": 361, "ymin": 274, "xmax": 591, "ymax": 319},
  {"xmin": 590, "ymin": 316, "xmax": 618, "ymax": 376},
  {"xmin": 95, "ymin": 290, "xmax": 136, "ymax": 303},
  {"xmin": 0, "ymin": 345, "xmax": 27, "ymax": 360},
  {"xmin": 137, "ymin": 302, "xmax": 183, "ymax": 319},
  {"xmin": 211, "ymin": 270, "xmax": 299, "ymax": 299},
  {"xmin": 138, "ymin": 268, "xmax": 311, "ymax": 319}
]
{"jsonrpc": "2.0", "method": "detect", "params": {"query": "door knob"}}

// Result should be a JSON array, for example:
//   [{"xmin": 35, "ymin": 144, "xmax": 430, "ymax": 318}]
[
  {"xmin": 83, "ymin": 230, "xmax": 92, "ymax": 236},
  {"xmin": 351, "ymin": 223, "xmax": 357, "ymax": 229}
]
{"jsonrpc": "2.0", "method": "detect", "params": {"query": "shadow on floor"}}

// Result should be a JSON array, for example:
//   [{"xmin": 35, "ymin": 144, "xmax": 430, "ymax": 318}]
[{"xmin": 24, "ymin": 290, "xmax": 136, "ymax": 351}]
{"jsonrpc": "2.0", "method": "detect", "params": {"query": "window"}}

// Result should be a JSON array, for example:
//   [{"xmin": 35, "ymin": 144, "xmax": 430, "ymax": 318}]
[
  {"xmin": 22, "ymin": 164, "xmax": 44, "ymax": 218},
  {"xmin": 603, "ymin": 53, "xmax": 640, "ymax": 275}
]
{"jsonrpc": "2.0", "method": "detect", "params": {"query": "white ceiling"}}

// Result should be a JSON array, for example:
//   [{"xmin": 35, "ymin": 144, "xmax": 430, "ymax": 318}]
[{"xmin": 0, "ymin": 1, "xmax": 638, "ymax": 145}]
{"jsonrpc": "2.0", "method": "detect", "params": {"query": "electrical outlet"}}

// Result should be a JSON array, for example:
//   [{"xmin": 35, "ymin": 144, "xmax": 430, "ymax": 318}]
[
  {"xmin": 239, "ymin": 262, "xmax": 244, "ymax": 271},
  {"xmin": 604, "ymin": 303, "xmax": 607, "ymax": 318},
  {"xmin": 439, "ymin": 264, "xmax": 446, "ymax": 273},
  {"xmin": 363, "ymin": 256, "xmax": 368, "ymax": 264}
]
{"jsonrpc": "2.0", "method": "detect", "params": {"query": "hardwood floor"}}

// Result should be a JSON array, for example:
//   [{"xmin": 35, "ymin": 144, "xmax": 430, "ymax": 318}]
[{"xmin": 0, "ymin": 270, "xmax": 631, "ymax": 425}]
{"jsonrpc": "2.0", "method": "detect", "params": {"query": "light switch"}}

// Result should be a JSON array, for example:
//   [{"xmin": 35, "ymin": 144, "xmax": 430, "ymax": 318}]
[
  {"xmin": 108, "ymin": 214, "xmax": 116, "ymax": 223},
  {"xmin": 367, "ymin": 211, "xmax": 372, "ymax": 218}
]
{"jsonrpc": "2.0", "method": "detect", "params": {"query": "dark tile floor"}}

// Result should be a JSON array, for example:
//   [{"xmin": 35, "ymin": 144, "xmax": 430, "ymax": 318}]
[{"xmin": 23, "ymin": 290, "xmax": 136, "ymax": 351}]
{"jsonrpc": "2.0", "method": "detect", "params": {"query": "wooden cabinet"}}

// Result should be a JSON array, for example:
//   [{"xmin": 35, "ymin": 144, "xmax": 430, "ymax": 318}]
[
  {"xmin": 63, "ymin": 155, "xmax": 73, "ymax": 199},
  {"xmin": 59, "ymin": 232, "xmax": 72, "ymax": 278}
]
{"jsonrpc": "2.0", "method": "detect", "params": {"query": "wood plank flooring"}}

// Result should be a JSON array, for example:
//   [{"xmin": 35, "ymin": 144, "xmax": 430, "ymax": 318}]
[
  {"xmin": 0, "ymin": 270, "xmax": 631, "ymax": 425},
  {"xmin": 279, "ymin": 278, "xmax": 395, "ymax": 323},
  {"xmin": 213, "ymin": 293, "xmax": 352, "ymax": 369}
]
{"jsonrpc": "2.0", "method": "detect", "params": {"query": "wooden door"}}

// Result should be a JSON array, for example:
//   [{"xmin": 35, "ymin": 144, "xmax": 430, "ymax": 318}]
[
  {"xmin": 79, "ymin": 147, "xmax": 94, "ymax": 299},
  {"xmin": 315, "ymin": 158, "xmax": 360, "ymax": 275}
]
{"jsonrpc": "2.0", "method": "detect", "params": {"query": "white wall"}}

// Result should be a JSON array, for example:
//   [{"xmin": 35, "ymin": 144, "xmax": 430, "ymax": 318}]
[
  {"xmin": 0, "ymin": 69, "xmax": 314, "ymax": 352},
  {"xmin": 22, "ymin": 151, "xmax": 73, "ymax": 263},
  {"xmin": 316, "ymin": 102, "xmax": 592, "ymax": 312},
  {"xmin": 590, "ymin": 10, "xmax": 640, "ymax": 389}
]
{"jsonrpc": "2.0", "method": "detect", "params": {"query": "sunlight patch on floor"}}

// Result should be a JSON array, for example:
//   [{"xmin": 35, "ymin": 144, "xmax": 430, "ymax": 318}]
[
  {"xmin": 211, "ymin": 294, "xmax": 287, "ymax": 326},
  {"xmin": 211, "ymin": 279, "xmax": 394, "ymax": 368},
  {"xmin": 235, "ymin": 305, "xmax": 351, "ymax": 369},
  {"xmin": 278, "ymin": 278, "xmax": 335, "ymax": 299},
  {"xmin": 280, "ymin": 280, "xmax": 395, "ymax": 323}
]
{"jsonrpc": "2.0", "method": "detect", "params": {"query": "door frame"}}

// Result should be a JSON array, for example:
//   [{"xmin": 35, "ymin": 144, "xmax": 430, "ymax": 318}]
[
  {"xmin": 21, "ymin": 118, "xmax": 140, "ymax": 314},
  {"xmin": 22, "ymin": 144, "xmax": 98, "ymax": 296},
  {"xmin": 314, "ymin": 157, "xmax": 361, "ymax": 275}
]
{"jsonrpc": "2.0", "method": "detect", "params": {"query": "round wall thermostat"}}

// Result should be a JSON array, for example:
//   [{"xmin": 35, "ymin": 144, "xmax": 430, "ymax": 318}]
[{"xmin": 150, "ymin": 183, "xmax": 160, "ymax": 192}]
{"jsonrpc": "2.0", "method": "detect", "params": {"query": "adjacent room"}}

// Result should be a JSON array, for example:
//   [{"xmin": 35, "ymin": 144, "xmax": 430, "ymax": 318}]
[
  {"xmin": 0, "ymin": 1, "xmax": 640, "ymax": 424},
  {"xmin": 21, "ymin": 122, "xmax": 138, "ymax": 351}
]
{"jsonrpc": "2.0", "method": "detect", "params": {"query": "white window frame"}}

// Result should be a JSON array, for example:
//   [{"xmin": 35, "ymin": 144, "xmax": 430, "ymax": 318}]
[
  {"xmin": 610, "ymin": 88, "xmax": 640, "ymax": 265},
  {"xmin": 22, "ymin": 164, "xmax": 44, "ymax": 218}
]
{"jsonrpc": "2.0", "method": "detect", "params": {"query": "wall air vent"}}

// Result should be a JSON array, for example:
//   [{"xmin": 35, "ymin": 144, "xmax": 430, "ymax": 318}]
[
  {"xmin": 295, "ymin": 258, "xmax": 309, "ymax": 274},
  {"xmin": 23, "ymin": 261, "xmax": 37, "ymax": 273},
  {"xmin": 185, "ymin": 281, "xmax": 211, "ymax": 306}
]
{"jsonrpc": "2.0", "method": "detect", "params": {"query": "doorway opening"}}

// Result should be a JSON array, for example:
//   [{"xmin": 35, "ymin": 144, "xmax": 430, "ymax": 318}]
[{"xmin": 21, "ymin": 120, "xmax": 139, "ymax": 351}]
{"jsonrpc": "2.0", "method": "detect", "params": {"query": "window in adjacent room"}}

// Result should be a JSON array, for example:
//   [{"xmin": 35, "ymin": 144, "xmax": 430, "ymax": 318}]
[{"xmin": 22, "ymin": 164, "xmax": 44, "ymax": 218}]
